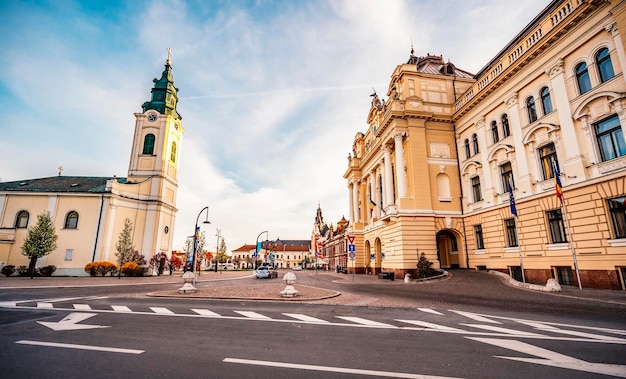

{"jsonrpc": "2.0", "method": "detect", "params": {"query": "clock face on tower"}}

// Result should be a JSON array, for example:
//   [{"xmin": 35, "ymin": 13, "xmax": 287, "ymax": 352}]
[{"xmin": 147, "ymin": 113, "xmax": 157, "ymax": 122}]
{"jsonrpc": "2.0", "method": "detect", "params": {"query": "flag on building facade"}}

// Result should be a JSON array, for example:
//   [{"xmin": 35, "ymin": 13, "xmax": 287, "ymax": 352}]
[
  {"xmin": 508, "ymin": 178, "xmax": 517, "ymax": 217},
  {"xmin": 553, "ymin": 162, "xmax": 563, "ymax": 203},
  {"xmin": 369, "ymin": 199, "xmax": 376, "ymax": 213}
]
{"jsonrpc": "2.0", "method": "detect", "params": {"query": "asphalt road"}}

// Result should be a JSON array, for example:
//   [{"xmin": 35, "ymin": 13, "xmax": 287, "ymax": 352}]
[{"xmin": 0, "ymin": 270, "xmax": 625, "ymax": 378}]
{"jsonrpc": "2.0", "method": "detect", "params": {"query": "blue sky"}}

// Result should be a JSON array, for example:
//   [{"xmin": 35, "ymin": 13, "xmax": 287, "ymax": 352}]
[{"xmin": 1, "ymin": 0, "xmax": 549, "ymax": 253}]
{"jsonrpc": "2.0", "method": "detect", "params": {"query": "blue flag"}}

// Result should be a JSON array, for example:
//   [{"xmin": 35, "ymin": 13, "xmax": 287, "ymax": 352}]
[{"xmin": 508, "ymin": 179, "xmax": 518, "ymax": 217}]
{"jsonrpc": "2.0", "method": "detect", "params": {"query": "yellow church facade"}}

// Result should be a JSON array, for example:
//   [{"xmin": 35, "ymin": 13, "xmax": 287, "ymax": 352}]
[
  {"xmin": 344, "ymin": 0, "xmax": 626, "ymax": 289},
  {"xmin": 0, "ymin": 58, "xmax": 184, "ymax": 276}
]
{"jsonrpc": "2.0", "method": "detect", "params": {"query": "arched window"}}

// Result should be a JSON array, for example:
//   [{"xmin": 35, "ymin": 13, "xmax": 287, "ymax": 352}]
[
  {"xmin": 142, "ymin": 134, "xmax": 155, "ymax": 155},
  {"xmin": 464, "ymin": 139, "xmax": 470, "ymax": 159},
  {"xmin": 576, "ymin": 62, "xmax": 592, "ymax": 94},
  {"xmin": 540, "ymin": 87, "xmax": 553, "ymax": 115},
  {"xmin": 15, "ymin": 210, "xmax": 29, "ymax": 228},
  {"xmin": 64, "ymin": 211, "xmax": 79, "ymax": 229},
  {"xmin": 596, "ymin": 47, "xmax": 615, "ymax": 83},
  {"xmin": 526, "ymin": 96, "xmax": 538, "ymax": 123},
  {"xmin": 501, "ymin": 114, "xmax": 510, "ymax": 137},
  {"xmin": 377, "ymin": 174, "xmax": 383, "ymax": 209},
  {"xmin": 491, "ymin": 120, "xmax": 499, "ymax": 143},
  {"xmin": 170, "ymin": 141, "xmax": 177, "ymax": 163},
  {"xmin": 472, "ymin": 134, "xmax": 479, "ymax": 154}
]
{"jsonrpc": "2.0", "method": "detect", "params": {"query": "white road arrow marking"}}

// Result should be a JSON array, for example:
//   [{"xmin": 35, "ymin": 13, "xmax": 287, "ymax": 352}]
[
  {"xmin": 468, "ymin": 337, "xmax": 626, "ymax": 377},
  {"xmin": 37, "ymin": 312, "xmax": 110, "ymax": 331}
]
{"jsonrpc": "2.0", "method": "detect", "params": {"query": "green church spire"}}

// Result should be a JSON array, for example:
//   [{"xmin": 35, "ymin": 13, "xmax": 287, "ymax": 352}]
[{"xmin": 142, "ymin": 50, "xmax": 182, "ymax": 120}]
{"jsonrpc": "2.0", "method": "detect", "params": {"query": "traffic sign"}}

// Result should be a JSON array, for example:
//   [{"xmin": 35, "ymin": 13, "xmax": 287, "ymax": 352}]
[
  {"xmin": 348, "ymin": 235, "xmax": 355, "ymax": 243},
  {"xmin": 348, "ymin": 244, "xmax": 355, "ymax": 252},
  {"xmin": 349, "ymin": 251, "xmax": 355, "ymax": 260}
]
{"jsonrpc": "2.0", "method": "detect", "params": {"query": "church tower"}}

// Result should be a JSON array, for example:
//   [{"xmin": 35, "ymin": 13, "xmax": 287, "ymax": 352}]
[{"xmin": 123, "ymin": 51, "xmax": 184, "ymax": 256}]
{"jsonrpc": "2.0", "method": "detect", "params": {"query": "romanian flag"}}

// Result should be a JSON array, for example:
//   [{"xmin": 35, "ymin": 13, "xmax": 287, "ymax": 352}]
[
  {"xmin": 553, "ymin": 162, "xmax": 563, "ymax": 203},
  {"xmin": 369, "ymin": 199, "xmax": 376, "ymax": 213}
]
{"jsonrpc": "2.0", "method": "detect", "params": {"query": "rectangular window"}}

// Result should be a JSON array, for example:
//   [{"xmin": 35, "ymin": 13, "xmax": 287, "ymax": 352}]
[
  {"xmin": 608, "ymin": 196, "xmax": 626, "ymax": 238},
  {"xmin": 538, "ymin": 143, "xmax": 558, "ymax": 180},
  {"xmin": 471, "ymin": 176, "xmax": 482, "ymax": 202},
  {"xmin": 547, "ymin": 209, "xmax": 567, "ymax": 243},
  {"xmin": 500, "ymin": 162, "xmax": 513, "ymax": 193},
  {"xmin": 554, "ymin": 266, "xmax": 574, "ymax": 286},
  {"xmin": 595, "ymin": 115, "xmax": 626, "ymax": 161},
  {"xmin": 474, "ymin": 225, "xmax": 485, "ymax": 249},
  {"xmin": 505, "ymin": 218, "xmax": 518, "ymax": 247},
  {"xmin": 64, "ymin": 249, "xmax": 74, "ymax": 261}
]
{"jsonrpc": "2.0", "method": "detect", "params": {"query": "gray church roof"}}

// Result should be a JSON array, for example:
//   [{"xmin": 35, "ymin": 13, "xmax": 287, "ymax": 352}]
[{"xmin": 0, "ymin": 176, "xmax": 127, "ymax": 193}]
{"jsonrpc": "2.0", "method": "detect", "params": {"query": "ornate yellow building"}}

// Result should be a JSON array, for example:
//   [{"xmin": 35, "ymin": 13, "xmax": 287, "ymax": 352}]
[
  {"xmin": 344, "ymin": 0, "xmax": 626, "ymax": 289},
  {"xmin": 0, "ymin": 57, "xmax": 184, "ymax": 275}
]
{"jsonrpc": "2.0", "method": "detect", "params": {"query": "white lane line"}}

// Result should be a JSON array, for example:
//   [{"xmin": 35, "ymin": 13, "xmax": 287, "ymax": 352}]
[
  {"xmin": 36, "ymin": 302, "xmax": 53, "ymax": 308},
  {"xmin": 234, "ymin": 311, "xmax": 271, "ymax": 319},
  {"xmin": 397, "ymin": 320, "xmax": 464, "ymax": 332},
  {"xmin": 150, "ymin": 307, "xmax": 174, "ymax": 314},
  {"xmin": 73, "ymin": 304, "xmax": 92, "ymax": 311},
  {"xmin": 516, "ymin": 321, "xmax": 626, "ymax": 342},
  {"xmin": 192, "ymin": 309, "xmax": 221, "ymax": 317},
  {"xmin": 461, "ymin": 324, "xmax": 543, "ymax": 336},
  {"xmin": 224, "ymin": 358, "xmax": 462, "ymax": 378},
  {"xmin": 282, "ymin": 313, "xmax": 329, "ymax": 323},
  {"xmin": 336, "ymin": 316, "xmax": 397, "ymax": 328},
  {"xmin": 16, "ymin": 340, "xmax": 144, "ymax": 354},
  {"xmin": 468, "ymin": 337, "xmax": 626, "ymax": 378},
  {"xmin": 111, "ymin": 305, "xmax": 132, "ymax": 312},
  {"xmin": 418, "ymin": 308, "xmax": 444, "ymax": 316},
  {"xmin": 450, "ymin": 310, "xmax": 501, "ymax": 324}
]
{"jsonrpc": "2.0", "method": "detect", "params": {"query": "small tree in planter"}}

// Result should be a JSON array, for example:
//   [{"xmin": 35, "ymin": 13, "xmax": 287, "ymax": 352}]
[
  {"xmin": 416, "ymin": 252, "xmax": 436, "ymax": 279},
  {"xmin": 21, "ymin": 211, "xmax": 58, "ymax": 279},
  {"xmin": 149, "ymin": 252, "xmax": 170, "ymax": 275}
]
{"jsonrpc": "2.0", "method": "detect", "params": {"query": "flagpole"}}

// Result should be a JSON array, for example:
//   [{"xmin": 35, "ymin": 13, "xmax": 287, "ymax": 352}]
[
  {"xmin": 508, "ymin": 178, "xmax": 525, "ymax": 283},
  {"xmin": 560, "ymin": 195, "xmax": 582, "ymax": 290},
  {"xmin": 554, "ymin": 162, "xmax": 582, "ymax": 290}
]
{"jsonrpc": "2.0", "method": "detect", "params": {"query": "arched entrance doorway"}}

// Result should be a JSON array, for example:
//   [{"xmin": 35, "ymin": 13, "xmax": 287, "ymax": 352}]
[
  {"xmin": 374, "ymin": 238, "xmax": 382, "ymax": 275},
  {"xmin": 436, "ymin": 230, "xmax": 460, "ymax": 269}
]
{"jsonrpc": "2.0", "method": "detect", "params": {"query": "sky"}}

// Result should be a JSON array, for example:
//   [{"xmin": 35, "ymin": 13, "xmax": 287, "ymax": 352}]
[{"xmin": 1, "ymin": 0, "xmax": 550, "ymax": 254}]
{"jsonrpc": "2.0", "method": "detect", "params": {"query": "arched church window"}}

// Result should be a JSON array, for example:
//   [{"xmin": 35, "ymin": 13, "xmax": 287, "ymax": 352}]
[
  {"xmin": 170, "ymin": 141, "xmax": 177, "ymax": 163},
  {"xmin": 501, "ymin": 114, "xmax": 510, "ymax": 137},
  {"xmin": 15, "ymin": 210, "xmax": 29, "ymax": 228},
  {"xmin": 64, "ymin": 211, "xmax": 79, "ymax": 229},
  {"xmin": 596, "ymin": 47, "xmax": 615, "ymax": 83},
  {"xmin": 142, "ymin": 134, "xmax": 155, "ymax": 155},
  {"xmin": 576, "ymin": 62, "xmax": 592, "ymax": 94}
]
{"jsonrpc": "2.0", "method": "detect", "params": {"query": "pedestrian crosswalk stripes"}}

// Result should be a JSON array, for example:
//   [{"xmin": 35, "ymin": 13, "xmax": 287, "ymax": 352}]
[{"xmin": 2, "ymin": 299, "xmax": 625, "ymax": 343}]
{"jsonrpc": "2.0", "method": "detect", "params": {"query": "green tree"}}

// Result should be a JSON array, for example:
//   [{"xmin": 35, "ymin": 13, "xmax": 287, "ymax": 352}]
[
  {"xmin": 217, "ymin": 238, "xmax": 228, "ymax": 263},
  {"xmin": 115, "ymin": 218, "xmax": 135, "ymax": 277},
  {"xmin": 21, "ymin": 211, "xmax": 58, "ymax": 279}
]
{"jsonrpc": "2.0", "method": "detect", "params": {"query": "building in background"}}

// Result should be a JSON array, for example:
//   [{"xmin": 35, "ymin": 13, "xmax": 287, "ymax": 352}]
[
  {"xmin": 0, "ymin": 57, "xmax": 184, "ymax": 275},
  {"xmin": 343, "ymin": 0, "xmax": 626, "ymax": 289}
]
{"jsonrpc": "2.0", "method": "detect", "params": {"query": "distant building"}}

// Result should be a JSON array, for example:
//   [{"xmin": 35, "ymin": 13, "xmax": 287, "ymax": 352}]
[
  {"xmin": 0, "ymin": 57, "xmax": 184, "ymax": 275},
  {"xmin": 232, "ymin": 240, "xmax": 311, "ymax": 269},
  {"xmin": 343, "ymin": 0, "xmax": 626, "ymax": 289},
  {"xmin": 312, "ymin": 204, "xmax": 349, "ymax": 271}
]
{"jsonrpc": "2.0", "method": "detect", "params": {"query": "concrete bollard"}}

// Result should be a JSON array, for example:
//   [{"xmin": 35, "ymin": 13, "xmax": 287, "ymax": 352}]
[{"xmin": 178, "ymin": 271, "xmax": 197, "ymax": 294}]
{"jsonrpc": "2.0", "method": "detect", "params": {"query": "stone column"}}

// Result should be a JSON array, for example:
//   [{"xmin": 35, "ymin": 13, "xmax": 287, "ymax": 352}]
[
  {"xmin": 352, "ymin": 182, "xmax": 360, "ymax": 223},
  {"xmin": 504, "ymin": 94, "xmax": 532, "ymax": 194},
  {"xmin": 546, "ymin": 59, "xmax": 585, "ymax": 181},
  {"xmin": 393, "ymin": 133, "xmax": 407, "ymax": 198},
  {"xmin": 348, "ymin": 183, "xmax": 354, "ymax": 225},
  {"xmin": 383, "ymin": 145, "xmax": 395, "ymax": 209},
  {"xmin": 606, "ymin": 22, "xmax": 626, "ymax": 87}
]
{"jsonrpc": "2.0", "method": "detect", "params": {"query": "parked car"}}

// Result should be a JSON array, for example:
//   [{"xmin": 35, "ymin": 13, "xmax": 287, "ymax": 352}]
[
  {"xmin": 291, "ymin": 265, "xmax": 302, "ymax": 271},
  {"xmin": 255, "ymin": 267, "xmax": 278, "ymax": 279}
]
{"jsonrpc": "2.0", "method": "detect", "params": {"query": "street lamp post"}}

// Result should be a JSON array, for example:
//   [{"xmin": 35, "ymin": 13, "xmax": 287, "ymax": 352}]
[
  {"xmin": 192, "ymin": 206, "xmax": 211, "ymax": 280},
  {"xmin": 215, "ymin": 228, "xmax": 221, "ymax": 272},
  {"xmin": 255, "ymin": 231, "xmax": 268, "ymax": 270}
]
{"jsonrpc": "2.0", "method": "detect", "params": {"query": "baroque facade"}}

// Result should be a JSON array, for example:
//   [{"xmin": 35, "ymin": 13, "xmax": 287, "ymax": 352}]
[
  {"xmin": 342, "ymin": 0, "xmax": 626, "ymax": 289},
  {"xmin": 0, "ymin": 57, "xmax": 184, "ymax": 275}
]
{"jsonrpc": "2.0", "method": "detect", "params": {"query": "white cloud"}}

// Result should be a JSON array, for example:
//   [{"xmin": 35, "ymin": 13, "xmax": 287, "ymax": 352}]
[{"xmin": 1, "ymin": 0, "xmax": 550, "ymax": 253}]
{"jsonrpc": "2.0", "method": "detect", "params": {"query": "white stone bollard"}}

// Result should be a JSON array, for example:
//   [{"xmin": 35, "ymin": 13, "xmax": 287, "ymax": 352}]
[
  {"xmin": 545, "ymin": 278, "xmax": 561, "ymax": 292},
  {"xmin": 178, "ymin": 271, "xmax": 197, "ymax": 294},
  {"xmin": 281, "ymin": 272, "xmax": 299, "ymax": 298},
  {"xmin": 404, "ymin": 273, "xmax": 411, "ymax": 283}
]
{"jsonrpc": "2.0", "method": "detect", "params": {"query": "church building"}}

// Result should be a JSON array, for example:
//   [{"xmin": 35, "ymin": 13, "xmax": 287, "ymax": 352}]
[
  {"xmin": 342, "ymin": 0, "xmax": 626, "ymax": 289},
  {"xmin": 0, "ymin": 56, "xmax": 184, "ymax": 276}
]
